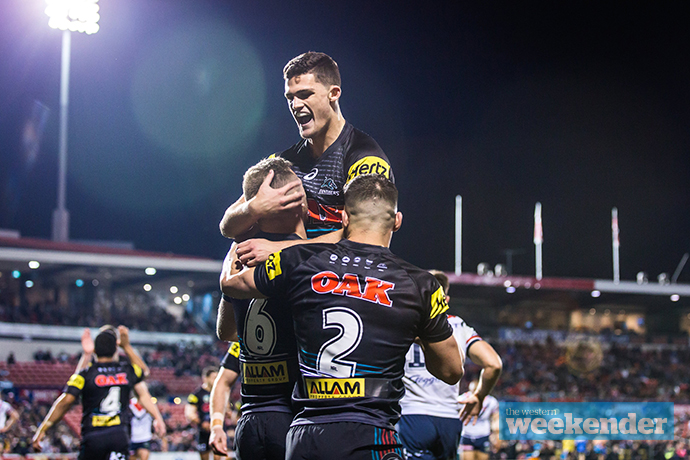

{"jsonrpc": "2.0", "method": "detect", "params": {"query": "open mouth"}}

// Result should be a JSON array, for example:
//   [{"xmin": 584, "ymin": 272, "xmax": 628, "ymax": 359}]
[{"xmin": 295, "ymin": 112, "xmax": 313, "ymax": 125}]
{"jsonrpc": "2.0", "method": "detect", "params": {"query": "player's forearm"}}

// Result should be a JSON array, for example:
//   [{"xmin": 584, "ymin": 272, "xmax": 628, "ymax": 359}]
[
  {"xmin": 216, "ymin": 296, "xmax": 238, "ymax": 341},
  {"xmin": 122, "ymin": 344, "xmax": 150, "ymax": 379},
  {"xmin": 39, "ymin": 394, "xmax": 72, "ymax": 432},
  {"xmin": 220, "ymin": 197, "xmax": 258, "ymax": 239},
  {"xmin": 209, "ymin": 379, "xmax": 231, "ymax": 425},
  {"xmin": 474, "ymin": 365, "xmax": 502, "ymax": 400}
]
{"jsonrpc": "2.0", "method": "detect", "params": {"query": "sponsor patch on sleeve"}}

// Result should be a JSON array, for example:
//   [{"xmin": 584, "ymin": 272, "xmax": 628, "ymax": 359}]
[
  {"xmin": 132, "ymin": 363, "xmax": 143, "ymax": 379},
  {"xmin": 265, "ymin": 251, "xmax": 283, "ymax": 281},
  {"xmin": 429, "ymin": 286, "xmax": 449, "ymax": 319},
  {"xmin": 187, "ymin": 394, "xmax": 198, "ymax": 404},
  {"xmin": 67, "ymin": 374, "xmax": 85, "ymax": 390},
  {"xmin": 347, "ymin": 156, "xmax": 391, "ymax": 182},
  {"xmin": 229, "ymin": 342, "xmax": 241, "ymax": 358}
]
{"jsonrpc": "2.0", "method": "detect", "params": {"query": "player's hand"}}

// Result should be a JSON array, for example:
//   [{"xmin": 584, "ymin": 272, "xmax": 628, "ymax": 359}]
[
  {"xmin": 246, "ymin": 170, "xmax": 306, "ymax": 221},
  {"xmin": 154, "ymin": 418, "xmax": 167, "ymax": 437},
  {"xmin": 236, "ymin": 239, "xmax": 285, "ymax": 267},
  {"xmin": 118, "ymin": 325, "xmax": 130, "ymax": 348},
  {"xmin": 209, "ymin": 425, "xmax": 228, "ymax": 456},
  {"xmin": 81, "ymin": 328, "xmax": 94, "ymax": 355},
  {"xmin": 458, "ymin": 393, "xmax": 484, "ymax": 425},
  {"xmin": 31, "ymin": 429, "xmax": 46, "ymax": 451}
]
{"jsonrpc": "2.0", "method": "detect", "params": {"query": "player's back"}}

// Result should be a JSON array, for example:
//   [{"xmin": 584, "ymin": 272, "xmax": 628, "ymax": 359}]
[
  {"xmin": 70, "ymin": 359, "xmax": 142, "ymax": 435},
  {"xmin": 254, "ymin": 239, "xmax": 452, "ymax": 430}
]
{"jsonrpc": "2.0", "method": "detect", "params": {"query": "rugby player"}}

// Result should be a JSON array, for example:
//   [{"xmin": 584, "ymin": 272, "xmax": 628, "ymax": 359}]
[
  {"xmin": 212, "ymin": 157, "xmax": 307, "ymax": 460},
  {"xmin": 32, "ymin": 325, "xmax": 165, "ymax": 460},
  {"xmin": 222, "ymin": 174, "xmax": 464, "ymax": 460},
  {"xmin": 209, "ymin": 342, "xmax": 240, "ymax": 458},
  {"xmin": 186, "ymin": 366, "xmax": 218, "ymax": 460},
  {"xmin": 399, "ymin": 271, "xmax": 503, "ymax": 460},
  {"xmin": 0, "ymin": 394, "xmax": 19, "ymax": 455},
  {"xmin": 220, "ymin": 51, "xmax": 393, "ymax": 249},
  {"xmin": 458, "ymin": 380, "xmax": 499, "ymax": 460}
]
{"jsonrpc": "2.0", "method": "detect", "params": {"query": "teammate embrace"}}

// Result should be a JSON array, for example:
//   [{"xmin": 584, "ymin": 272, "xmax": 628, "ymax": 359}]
[{"xmin": 213, "ymin": 52, "xmax": 477, "ymax": 460}]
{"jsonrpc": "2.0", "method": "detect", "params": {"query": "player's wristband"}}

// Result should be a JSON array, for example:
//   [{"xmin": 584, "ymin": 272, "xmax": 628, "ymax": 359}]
[
  {"xmin": 211, "ymin": 412, "xmax": 224, "ymax": 422},
  {"xmin": 222, "ymin": 294, "xmax": 233, "ymax": 302}
]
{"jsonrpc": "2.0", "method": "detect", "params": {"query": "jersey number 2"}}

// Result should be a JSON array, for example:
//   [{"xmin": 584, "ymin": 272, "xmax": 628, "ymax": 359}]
[{"xmin": 317, "ymin": 307, "xmax": 363, "ymax": 378}]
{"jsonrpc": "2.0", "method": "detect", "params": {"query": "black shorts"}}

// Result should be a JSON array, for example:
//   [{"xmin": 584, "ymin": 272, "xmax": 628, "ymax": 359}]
[
  {"xmin": 196, "ymin": 429, "xmax": 211, "ymax": 452},
  {"xmin": 79, "ymin": 427, "xmax": 130, "ymax": 460},
  {"xmin": 235, "ymin": 411, "xmax": 293, "ymax": 460},
  {"xmin": 286, "ymin": 422, "xmax": 404, "ymax": 460}
]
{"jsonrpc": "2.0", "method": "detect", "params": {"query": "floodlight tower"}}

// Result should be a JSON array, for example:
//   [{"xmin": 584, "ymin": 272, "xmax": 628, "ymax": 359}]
[{"xmin": 45, "ymin": 0, "xmax": 100, "ymax": 241}]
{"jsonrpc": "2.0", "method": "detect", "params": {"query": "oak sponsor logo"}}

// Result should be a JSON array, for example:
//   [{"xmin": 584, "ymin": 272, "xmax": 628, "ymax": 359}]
[
  {"xmin": 347, "ymin": 156, "xmax": 391, "ymax": 182},
  {"xmin": 243, "ymin": 361, "xmax": 289, "ymax": 385},
  {"xmin": 306, "ymin": 377, "xmax": 365, "ymax": 399},
  {"xmin": 499, "ymin": 402, "xmax": 673, "ymax": 440},
  {"xmin": 94, "ymin": 373, "xmax": 129, "ymax": 387},
  {"xmin": 265, "ymin": 251, "xmax": 283, "ymax": 281},
  {"xmin": 311, "ymin": 271, "xmax": 394, "ymax": 307}
]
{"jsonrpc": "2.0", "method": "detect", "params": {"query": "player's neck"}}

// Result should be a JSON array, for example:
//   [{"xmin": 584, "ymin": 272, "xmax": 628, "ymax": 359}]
[
  {"xmin": 95, "ymin": 356, "xmax": 117, "ymax": 363},
  {"xmin": 258, "ymin": 215, "xmax": 307, "ymax": 239},
  {"xmin": 308, "ymin": 115, "xmax": 346, "ymax": 158},
  {"xmin": 344, "ymin": 228, "xmax": 392, "ymax": 248}
]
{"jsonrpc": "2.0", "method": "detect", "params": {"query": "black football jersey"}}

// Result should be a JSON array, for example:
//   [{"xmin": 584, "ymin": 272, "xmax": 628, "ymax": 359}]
[
  {"xmin": 187, "ymin": 387, "xmax": 211, "ymax": 428},
  {"xmin": 275, "ymin": 122, "xmax": 394, "ymax": 238},
  {"xmin": 253, "ymin": 239, "xmax": 453, "ymax": 429},
  {"xmin": 65, "ymin": 359, "xmax": 144, "ymax": 435},
  {"xmin": 220, "ymin": 341, "xmax": 241, "ymax": 374},
  {"xmin": 229, "ymin": 231, "xmax": 302, "ymax": 414}
]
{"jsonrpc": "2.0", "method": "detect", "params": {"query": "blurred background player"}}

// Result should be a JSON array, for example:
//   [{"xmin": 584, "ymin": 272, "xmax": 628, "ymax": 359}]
[
  {"xmin": 216, "ymin": 157, "xmax": 306, "ymax": 460},
  {"xmin": 0, "ymin": 394, "xmax": 19, "ymax": 455},
  {"xmin": 209, "ymin": 342, "xmax": 240, "ymax": 459},
  {"xmin": 221, "ymin": 51, "xmax": 394, "ymax": 254},
  {"xmin": 186, "ymin": 366, "xmax": 218, "ymax": 460},
  {"xmin": 223, "ymin": 175, "xmax": 464, "ymax": 460},
  {"xmin": 458, "ymin": 380, "xmax": 499, "ymax": 460},
  {"xmin": 399, "ymin": 271, "xmax": 503, "ymax": 460},
  {"xmin": 129, "ymin": 398, "xmax": 154, "ymax": 460},
  {"xmin": 32, "ymin": 325, "xmax": 165, "ymax": 460}
]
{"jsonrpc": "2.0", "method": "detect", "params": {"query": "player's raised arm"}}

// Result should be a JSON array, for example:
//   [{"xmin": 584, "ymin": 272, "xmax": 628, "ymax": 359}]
[
  {"xmin": 32, "ymin": 392, "xmax": 76, "ymax": 451},
  {"xmin": 220, "ymin": 169, "xmax": 305, "ymax": 239},
  {"xmin": 118, "ymin": 325, "xmax": 150, "ymax": 379},
  {"xmin": 419, "ymin": 335, "xmax": 465, "ymax": 385}
]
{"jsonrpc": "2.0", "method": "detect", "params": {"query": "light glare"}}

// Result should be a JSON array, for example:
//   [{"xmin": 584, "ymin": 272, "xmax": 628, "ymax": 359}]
[
  {"xmin": 174, "ymin": 296, "xmax": 182, "ymax": 304},
  {"xmin": 143, "ymin": 284, "xmax": 152, "ymax": 292},
  {"xmin": 45, "ymin": 0, "xmax": 100, "ymax": 35},
  {"xmin": 28, "ymin": 261, "xmax": 40, "ymax": 269},
  {"xmin": 145, "ymin": 267, "xmax": 157, "ymax": 276}
]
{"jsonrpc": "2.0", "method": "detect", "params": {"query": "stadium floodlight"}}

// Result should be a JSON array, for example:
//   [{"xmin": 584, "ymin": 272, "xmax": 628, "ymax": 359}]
[
  {"xmin": 45, "ymin": 0, "xmax": 100, "ymax": 241},
  {"xmin": 45, "ymin": 0, "xmax": 100, "ymax": 35}
]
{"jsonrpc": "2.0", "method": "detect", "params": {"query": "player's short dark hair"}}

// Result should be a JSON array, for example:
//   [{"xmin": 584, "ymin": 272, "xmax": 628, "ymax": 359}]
[
  {"xmin": 344, "ymin": 174, "xmax": 397, "ymax": 211},
  {"xmin": 429, "ymin": 270, "xmax": 450, "ymax": 295},
  {"xmin": 283, "ymin": 51, "xmax": 341, "ymax": 87},
  {"xmin": 243, "ymin": 157, "xmax": 296, "ymax": 200},
  {"xmin": 202, "ymin": 366, "xmax": 218, "ymax": 378},
  {"xmin": 94, "ymin": 325, "xmax": 118, "ymax": 358}
]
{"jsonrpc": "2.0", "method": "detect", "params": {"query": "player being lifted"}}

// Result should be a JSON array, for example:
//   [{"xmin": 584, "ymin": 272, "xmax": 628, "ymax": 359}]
[
  {"xmin": 222, "ymin": 174, "xmax": 464, "ymax": 460},
  {"xmin": 399, "ymin": 271, "xmax": 502, "ymax": 460},
  {"xmin": 32, "ymin": 325, "xmax": 165, "ymax": 460},
  {"xmin": 211, "ymin": 157, "xmax": 307, "ymax": 460},
  {"xmin": 220, "ymin": 51, "xmax": 393, "ymax": 249}
]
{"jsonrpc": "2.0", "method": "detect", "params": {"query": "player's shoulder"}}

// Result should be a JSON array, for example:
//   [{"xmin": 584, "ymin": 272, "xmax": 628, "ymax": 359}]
[
  {"xmin": 273, "ymin": 139, "xmax": 307, "ymax": 161},
  {"xmin": 345, "ymin": 124, "xmax": 385, "ymax": 155}
]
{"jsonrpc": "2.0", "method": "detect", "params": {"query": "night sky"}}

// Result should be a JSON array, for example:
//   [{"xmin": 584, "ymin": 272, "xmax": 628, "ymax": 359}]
[{"xmin": 0, "ymin": 1, "xmax": 688, "ymax": 282}]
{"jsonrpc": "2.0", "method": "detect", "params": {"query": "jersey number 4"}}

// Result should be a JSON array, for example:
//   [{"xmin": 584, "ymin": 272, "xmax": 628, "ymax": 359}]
[{"xmin": 317, "ymin": 307, "xmax": 363, "ymax": 378}]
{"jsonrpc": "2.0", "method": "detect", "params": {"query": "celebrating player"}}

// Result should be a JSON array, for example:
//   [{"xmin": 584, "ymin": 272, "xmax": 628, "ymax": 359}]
[
  {"xmin": 32, "ymin": 325, "xmax": 165, "ymax": 460},
  {"xmin": 222, "ymin": 174, "xmax": 464, "ymax": 460},
  {"xmin": 214, "ymin": 157, "xmax": 307, "ymax": 460},
  {"xmin": 220, "ymin": 51, "xmax": 393, "ymax": 249},
  {"xmin": 399, "ymin": 271, "xmax": 503, "ymax": 460}
]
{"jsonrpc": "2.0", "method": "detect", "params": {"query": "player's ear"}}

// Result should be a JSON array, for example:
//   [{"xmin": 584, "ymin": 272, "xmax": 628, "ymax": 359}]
[
  {"xmin": 393, "ymin": 211, "xmax": 403, "ymax": 232},
  {"xmin": 342, "ymin": 208, "xmax": 350, "ymax": 227},
  {"xmin": 328, "ymin": 85, "xmax": 341, "ymax": 102}
]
